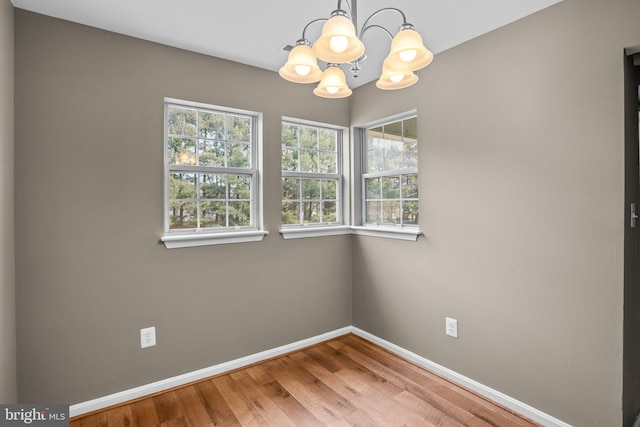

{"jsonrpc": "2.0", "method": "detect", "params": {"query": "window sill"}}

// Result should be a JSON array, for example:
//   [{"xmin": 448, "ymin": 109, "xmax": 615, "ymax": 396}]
[
  {"xmin": 279, "ymin": 225, "xmax": 421, "ymax": 241},
  {"xmin": 161, "ymin": 230, "xmax": 269, "ymax": 249},
  {"xmin": 351, "ymin": 225, "xmax": 422, "ymax": 241},
  {"xmin": 280, "ymin": 225, "xmax": 352, "ymax": 240}
]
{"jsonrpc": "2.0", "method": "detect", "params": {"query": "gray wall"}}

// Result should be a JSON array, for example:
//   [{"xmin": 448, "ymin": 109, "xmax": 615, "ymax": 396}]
[
  {"xmin": 14, "ymin": 10, "xmax": 352, "ymax": 404},
  {"xmin": 350, "ymin": 0, "xmax": 639, "ymax": 425},
  {"xmin": 0, "ymin": 0, "xmax": 16, "ymax": 404},
  {"xmin": 12, "ymin": 0, "xmax": 640, "ymax": 425}
]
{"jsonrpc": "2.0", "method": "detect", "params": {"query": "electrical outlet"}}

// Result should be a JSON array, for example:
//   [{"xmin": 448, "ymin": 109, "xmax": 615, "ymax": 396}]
[
  {"xmin": 445, "ymin": 317, "xmax": 458, "ymax": 338},
  {"xmin": 140, "ymin": 327, "xmax": 156, "ymax": 348}
]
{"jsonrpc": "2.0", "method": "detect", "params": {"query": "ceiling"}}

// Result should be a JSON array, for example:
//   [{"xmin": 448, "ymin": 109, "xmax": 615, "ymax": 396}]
[{"xmin": 11, "ymin": 0, "xmax": 563, "ymax": 89}]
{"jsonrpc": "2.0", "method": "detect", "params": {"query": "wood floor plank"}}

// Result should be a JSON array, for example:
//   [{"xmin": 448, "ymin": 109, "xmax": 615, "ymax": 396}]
[
  {"xmin": 173, "ymin": 385, "xmax": 214, "ymax": 426},
  {"xmin": 294, "ymin": 351, "xmax": 406, "ymax": 427},
  {"xmin": 71, "ymin": 411, "xmax": 106, "ymax": 427},
  {"xmin": 328, "ymin": 337, "xmax": 478, "ymax": 424},
  {"xmin": 130, "ymin": 397, "xmax": 160, "ymax": 426},
  {"xmin": 212, "ymin": 374, "xmax": 269, "ymax": 426},
  {"xmin": 278, "ymin": 353, "xmax": 359, "ymax": 420},
  {"xmin": 259, "ymin": 379, "xmax": 324, "ymax": 426},
  {"xmin": 105, "ymin": 404, "xmax": 134, "ymax": 427},
  {"xmin": 70, "ymin": 334, "xmax": 541, "ymax": 427},
  {"xmin": 229, "ymin": 371, "xmax": 297, "ymax": 427},
  {"xmin": 194, "ymin": 379, "xmax": 242, "ymax": 426}
]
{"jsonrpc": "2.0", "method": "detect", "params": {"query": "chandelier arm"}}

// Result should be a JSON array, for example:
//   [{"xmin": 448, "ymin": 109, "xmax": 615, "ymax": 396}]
[
  {"xmin": 301, "ymin": 18, "xmax": 328, "ymax": 40},
  {"xmin": 358, "ymin": 7, "xmax": 407, "ymax": 38},
  {"xmin": 359, "ymin": 24, "xmax": 394, "ymax": 41}
]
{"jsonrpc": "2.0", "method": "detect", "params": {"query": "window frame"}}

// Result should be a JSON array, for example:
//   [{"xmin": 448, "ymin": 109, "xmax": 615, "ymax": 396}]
[
  {"xmin": 161, "ymin": 97, "xmax": 267, "ymax": 248},
  {"xmin": 279, "ymin": 117, "xmax": 351, "ymax": 240},
  {"xmin": 352, "ymin": 111, "xmax": 421, "ymax": 241}
]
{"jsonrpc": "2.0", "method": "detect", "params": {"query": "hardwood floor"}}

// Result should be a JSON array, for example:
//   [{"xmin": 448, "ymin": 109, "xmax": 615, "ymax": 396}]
[{"xmin": 70, "ymin": 334, "xmax": 541, "ymax": 426}]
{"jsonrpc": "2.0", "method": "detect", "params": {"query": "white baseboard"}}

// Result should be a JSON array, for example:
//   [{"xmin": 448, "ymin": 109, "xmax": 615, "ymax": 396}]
[{"xmin": 71, "ymin": 326, "xmax": 570, "ymax": 427}]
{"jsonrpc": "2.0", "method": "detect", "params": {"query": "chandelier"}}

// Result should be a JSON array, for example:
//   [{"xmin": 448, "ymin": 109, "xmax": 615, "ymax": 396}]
[{"xmin": 279, "ymin": 0, "xmax": 433, "ymax": 98}]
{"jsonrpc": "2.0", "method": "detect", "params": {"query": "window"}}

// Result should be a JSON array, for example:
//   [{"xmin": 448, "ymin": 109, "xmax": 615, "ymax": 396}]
[
  {"xmin": 280, "ymin": 118, "xmax": 350, "ymax": 239},
  {"xmin": 354, "ymin": 113, "xmax": 421, "ymax": 241},
  {"xmin": 161, "ymin": 98, "xmax": 266, "ymax": 248}
]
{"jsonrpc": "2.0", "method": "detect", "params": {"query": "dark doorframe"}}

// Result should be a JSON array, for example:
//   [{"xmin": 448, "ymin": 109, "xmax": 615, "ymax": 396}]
[{"xmin": 624, "ymin": 47, "xmax": 640, "ymax": 426}]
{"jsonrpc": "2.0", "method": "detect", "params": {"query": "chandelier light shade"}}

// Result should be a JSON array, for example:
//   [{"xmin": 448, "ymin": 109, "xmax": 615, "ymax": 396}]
[
  {"xmin": 376, "ymin": 60, "xmax": 419, "ymax": 90},
  {"xmin": 281, "ymin": 0, "xmax": 433, "ymax": 98},
  {"xmin": 279, "ymin": 41, "xmax": 323, "ymax": 83},
  {"xmin": 313, "ymin": 64, "xmax": 352, "ymax": 98},
  {"xmin": 312, "ymin": 12, "xmax": 365, "ymax": 64},
  {"xmin": 385, "ymin": 27, "xmax": 434, "ymax": 72}
]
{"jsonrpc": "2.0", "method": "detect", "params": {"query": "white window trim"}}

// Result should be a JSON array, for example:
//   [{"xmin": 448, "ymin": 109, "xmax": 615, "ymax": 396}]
[
  {"xmin": 352, "ymin": 110, "xmax": 422, "ymax": 242},
  {"xmin": 161, "ymin": 229, "xmax": 269, "ymax": 248},
  {"xmin": 279, "ymin": 117, "xmax": 351, "ymax": 240},
  {"xmin": 351, "ymin": 225, "xmax": 421, "ymax": 241},
  {"xmin": 162, "ymin": 98, "xmax": 266, "ymax": 249}
]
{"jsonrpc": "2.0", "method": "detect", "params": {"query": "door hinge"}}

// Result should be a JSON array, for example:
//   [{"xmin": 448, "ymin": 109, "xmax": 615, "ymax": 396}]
[{"xmin": 632, "ymin": 203, "xmax": 638, "ymax": 228}]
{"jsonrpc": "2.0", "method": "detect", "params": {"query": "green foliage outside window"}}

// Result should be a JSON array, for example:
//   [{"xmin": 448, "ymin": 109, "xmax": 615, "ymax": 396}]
[
  {"xmin": 365, "ymin": 116, "xmax": 418, "ymax": 225},
  {"xmin": 281, "ymin": 122, "xmax": 340, "ymax": 225},
  {"xmin": 167, "ymin": 104, "xmax": 253, "ymax": 230}
]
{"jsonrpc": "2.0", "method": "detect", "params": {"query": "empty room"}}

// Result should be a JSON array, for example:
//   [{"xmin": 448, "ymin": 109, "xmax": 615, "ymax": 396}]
[{"xmin": 2, "ymin": 0, "xmax": 640, "ymax": 425}]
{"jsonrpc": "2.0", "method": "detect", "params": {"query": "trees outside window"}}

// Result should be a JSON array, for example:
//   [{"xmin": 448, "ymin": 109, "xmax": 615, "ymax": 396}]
[
  {"xmin": 165, "ymin": 99, "xmax": 259, "ymax": 233},
  {"xmin": 281, "ymin": 120, "xmax": 346, "ymax": 227},
  {"xmin": 363, "ymin": 116, "xmax": 419, "ymax": 226}
]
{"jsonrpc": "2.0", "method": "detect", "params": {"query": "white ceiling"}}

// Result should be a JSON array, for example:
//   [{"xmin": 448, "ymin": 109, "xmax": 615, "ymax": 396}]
[{"xmin": 11, "ymin": 0, "xmax": 563, "ymax": 88}]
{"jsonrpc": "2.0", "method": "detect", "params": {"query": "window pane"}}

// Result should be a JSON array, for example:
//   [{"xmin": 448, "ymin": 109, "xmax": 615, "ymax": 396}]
[
  {"xmin": 403, "ymin": 117, "xmax": 417, "ymax": 140},
  {"xmin": 229, "ymin": 201, "xmax": 251, "ymax": 226},
  {"xmin": 366, "ymin": 201, "xmax": 381, "ymax": 223},
  {"xmin": 302, "ymin": 201, "xmax": 320, "ymax": 223},
  {"xmin": 170, "ymin": 173, "xmax": 196, "ymax": 199},
  {"xmin": 282, "ymin": 201, "xmax": 300, "ymax": 224},
  {"xmin": 322, "ymin": 201, "xmax": 337, "ymax": 222},
  {"xmin": 282, "ymin": 178, "xmax": 300, "ymax": 200},
  {"xmin": 168, "ymin": 137, "xmax": 196, "ymax": 165},
  {"xmin": 382, "ymin": 200, "xmax": 401, "ymax": 224},
  {"xmin": 227, "ymin": 142, "xmax": 250, "ymax": 168},
  {"xmin": 201, "ymin": 201, "xmax": 226, "ymax": 227},
  {"xmin": 281, "ymin": 120, "xmax": 343, "ymax": 228},
  {"xmin": 168, "ymin": 106, "xmax": 196, "ymax": 137},
  {"xmin": 199, "ymin": 111, "xmax": 225, "ymax": 139},
  {"xmin": 402, "ymin": 174, "xmax": 419, "ymax": 199},
  {"xmin": 321, "ymin": 180, "xmax": 337, "ymax": 199},
  {"xmin": 402, "ymin": 139, "xmax": 418, "ymax": 169},
  {"xmin": 383, "ymin": 139, "xmax": 402, "ymax": 171},
  {"xmin": 403, "ymin": 201, "xmax": 419, "ymax": 224},
  {"xmin": 198, "ymin": 139, "xmax": 224, "ymax": 167},
  {"xmin": 228, "ymin": 115, "xmax": 251, "ymax": 142},
  {"xmin": 319, "ymin": 129, "xmax": 337, "ymax": 151},
  {"xmin": 362, "ymin": 116, "xmax": 419, "ymax": 226},
  {"xmin": 366, "ymin": 177, "xmax": 381, "ymax": 199},
  {"xmin": 384, "ymin": 121, "xmax": 403, "ymax": 139},
  {"xmin": 299, "ymin": 149, "xmax": 318, "ymax": 173},
  {"xmin": 229, "ymin": 175, "xmax": 251, "ymax": 199},
  {"xmin": 282, "ymin": 147, "xmax": 298, "ymax": 172},
  {"xmin": 300, "ymin": 126, "xmax": 318, "ymax": 149},
  {"xmin": 282, "ymin": 123, "xmax": 298, "ymax": 147},
  {"xmin": 319, "ymin": 151, "xmax": 337, "ymax": 173},
  {"xmin": 302, "ymin": 179, "xmax": 320, "ymax": 200},
  {"xmin": 165, "ymin": 101, "xmax": 258, "ymax": 234},
  {"xmin": 169, "ymin": 201, "xmax": 197, "ymax": 229},
  {"xmin": 367, "ymin": 135, "xmax": 383, "ymax": 173},
  {"xmin": 200, "ymin": 174, "xmax": 226, "ymax": 199},
  {"xmin": 382, "ymin": 176, "xmax": 400, "ymax": 199}
]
